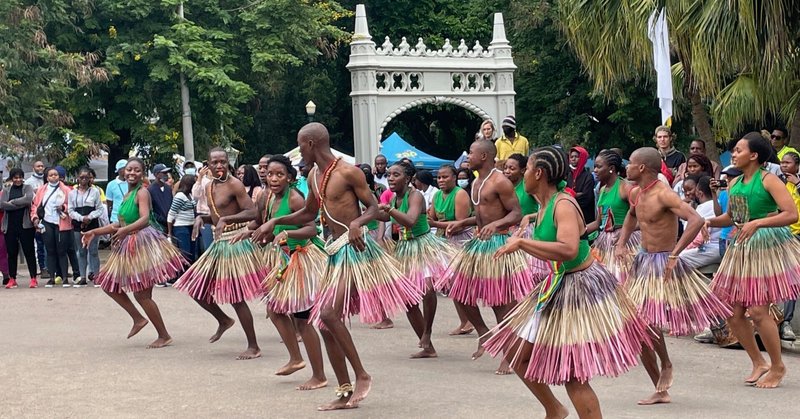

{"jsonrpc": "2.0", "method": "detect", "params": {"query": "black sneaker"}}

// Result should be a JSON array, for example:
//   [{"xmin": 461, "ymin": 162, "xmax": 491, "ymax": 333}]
[
  {"xmin": 45, "ymin": 279, "xmax": 55, "ymax": 288},
  {"xmin": 40, "ymin": 269, "xmax": 50, "ymax": 279},
  {"xmin": 74, "ymin": 278, "xmax": 88, "ymax": 287}
]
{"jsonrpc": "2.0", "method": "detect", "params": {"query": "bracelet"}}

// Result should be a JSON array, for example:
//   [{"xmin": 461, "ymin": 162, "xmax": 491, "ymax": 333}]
[{"xmin": 668, "ymin": 254, "xmax": 679, "ymax": 260}]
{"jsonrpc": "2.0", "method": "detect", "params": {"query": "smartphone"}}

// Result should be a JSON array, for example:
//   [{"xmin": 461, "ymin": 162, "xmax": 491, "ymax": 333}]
[{"xmin": 718, "ymin": 179, "xmax": 727, "ymax": 188}]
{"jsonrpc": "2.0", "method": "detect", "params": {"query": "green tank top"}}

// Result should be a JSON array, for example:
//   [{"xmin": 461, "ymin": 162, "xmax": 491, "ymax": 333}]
[
  {"xmin": 729, "ymin": 169, "xmax": 777, "ymax": 221},
  {"xmin": 596, "ymin": 178, "xmax": 629, "ymax": 230},
  {"xmin": 433, "ymin": 187, "xmax": 461, "ymax": 222},
  {"xmin": 391, "ymin": 189, "xmax": 431, "ymax": 240},
  {"xmin": 515, "ymin": 180, "xmax": 539, "ymax": 216},
  {"xmin": 117, "ymin": 185, "xmax": 140, "ymax": 226},
  {"xmin": 533, "ymin": 193, "xmax": 591, "ymax": 271},
  {"xmin": 269, "ymin": 191, "xmax": 308, "ymax": 248}
]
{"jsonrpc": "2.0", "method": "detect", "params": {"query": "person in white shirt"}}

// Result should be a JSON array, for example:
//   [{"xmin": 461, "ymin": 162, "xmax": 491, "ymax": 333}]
[
  {"xmin": 680, "ymin": 175, "xmax": 722, "ymax": 269},
  {"xmin": 373, "ymin": 154, "xmax": 389, "ymax": 189},
  {"xmin": 24, "ymin": 160, "xmax": 47, "ymax": 275}
]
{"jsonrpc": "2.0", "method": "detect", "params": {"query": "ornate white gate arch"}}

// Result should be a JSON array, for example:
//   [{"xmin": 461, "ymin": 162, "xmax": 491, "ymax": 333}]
[{"xmin": 347, "ymin": 4, "xmax": 517, "ymax": 164}]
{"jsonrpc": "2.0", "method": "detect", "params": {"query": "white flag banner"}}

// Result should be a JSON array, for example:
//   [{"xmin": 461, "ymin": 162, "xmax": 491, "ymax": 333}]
[{"xmin": 647, "ymin": 8, "xmax": 673, "ymax": 125}]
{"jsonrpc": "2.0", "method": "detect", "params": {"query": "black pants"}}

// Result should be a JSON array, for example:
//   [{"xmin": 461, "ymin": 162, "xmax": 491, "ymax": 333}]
[
  {"xmin": 43, "ymin": 222, "xmax": 79, "ymax": 280},
  {"xmin": 6, "ymin": 225, "xmax": 36, "ymax": 279}
]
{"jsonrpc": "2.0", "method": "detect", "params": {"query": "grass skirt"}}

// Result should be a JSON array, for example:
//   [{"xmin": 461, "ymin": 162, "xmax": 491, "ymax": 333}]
[
  {"xmin": 264, "ymin": 242, "xmax": 326, "ymax": 315},
  {"xmin": 394, "ymin": 232, "xmax": 457, "ymax": 291},
  {"xmin": 174, "ymin": 227, "xmax": 266, "ymax": 304},
  {"xmin": 438, "ymin": 234, "xmax": 540, "ymax": 306},
  {"xmin": 591, "ymin": 230, "xmax": 641, "ymax": 284},
  {"xmin": 97, "ymin": 226, "xmax": 186, "ymax": 293},
  {"xmin": 711, "ymin": 226, "xmax": 800, "ymax": 307},
  {"xmin": 483, "ymin": 262, "xmax": 651, "ymax": 385},
  {"xmin": 438, "ymin": 227, "xmax": 474, "ymax": 247},
  {"xmin": 627, "ymin": 251, "xmax": 732, "ymax": 335},
  {"xmin": 310, "ymin": 232, "xmax": 423, "ymax": 326}
]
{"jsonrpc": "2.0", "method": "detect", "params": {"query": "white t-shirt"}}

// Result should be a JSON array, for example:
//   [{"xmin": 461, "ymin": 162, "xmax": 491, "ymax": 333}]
[
  {"xmin": 686, "ymin": 200, "xmax": 720, "ymax": 246},
  {"xmin": 374, "ymin": 173, "xmax": 389, "ymax": 189}
]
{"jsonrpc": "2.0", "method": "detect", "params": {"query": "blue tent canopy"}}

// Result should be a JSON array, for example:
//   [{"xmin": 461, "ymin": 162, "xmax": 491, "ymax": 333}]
[{"xmin": 380, "ymin": 132, "xmax": 453, "ymax": 170}]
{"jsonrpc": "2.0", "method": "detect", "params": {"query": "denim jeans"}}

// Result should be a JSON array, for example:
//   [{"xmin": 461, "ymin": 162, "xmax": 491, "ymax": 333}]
[
  {"xmin": 73, "ymin": 231, "xmax": 99, "ymax": 278},
  {"xmin": 173, "ymin": 225, "xmax": 196, "ymax": 263},
  {"xmin": 35, "ymin": 230, "xmax": 46, "ymax": 271},
  {"xmin": 197, "ymin": 223, "xmax": 213, "ymax": 256}
]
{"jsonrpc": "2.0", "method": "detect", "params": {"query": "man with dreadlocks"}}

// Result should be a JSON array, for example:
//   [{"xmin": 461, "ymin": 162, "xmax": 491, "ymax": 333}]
[
  {"xmin": 439, "ymin": 140, "xmax": 539, "ymax": 368},
  {"xmin": 615, "ymin": 147, "xmax": 731, "ymax": 405}
]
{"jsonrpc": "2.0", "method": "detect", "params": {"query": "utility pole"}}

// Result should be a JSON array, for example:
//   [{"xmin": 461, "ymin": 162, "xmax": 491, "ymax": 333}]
[{"xmin": 178, "ymin": 1, "xmax": 195, "ymax": 162}]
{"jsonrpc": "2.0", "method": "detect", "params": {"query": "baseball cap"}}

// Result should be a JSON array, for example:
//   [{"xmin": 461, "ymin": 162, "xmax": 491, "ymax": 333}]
[
  {"xmin": 152, "ymin": 163, "xmax": 171, "ymax": 174},
  {"xmin": 721, "ymin": 166, "xmax": 742, "ymax": 178},
  {"xmin": 115, "ymin": 159, "xmax": 128, "ymax": 172},
  {"xmin": 298, "ymin": 159, "xmax": 307, "ymax": 168}
]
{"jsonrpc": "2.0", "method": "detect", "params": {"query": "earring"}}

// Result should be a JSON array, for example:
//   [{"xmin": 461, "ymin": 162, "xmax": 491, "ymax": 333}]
[{"xmin": 609, "ymin": 170, "xmax": 613, "ymax": 173}]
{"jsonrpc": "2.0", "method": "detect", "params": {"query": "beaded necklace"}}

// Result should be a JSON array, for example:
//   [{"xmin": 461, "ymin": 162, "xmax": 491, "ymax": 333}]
[
  {"xmin": 318, "ymin": 157, "xmax": 342, "ymax": 208},
  {"xmin": 208, "ymin": 173, "xmax": 232, "ymax": 219},
  {"xmin": 470, "ymin": 168, "xmax": 500, "ymax": 206},
  {"xmin": 630, "ymin": 178, "xmax": 661, "ymax": 208}
]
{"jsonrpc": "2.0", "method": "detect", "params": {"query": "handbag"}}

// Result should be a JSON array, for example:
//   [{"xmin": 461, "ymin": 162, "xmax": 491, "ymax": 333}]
[{"xmin": 36, "ymin": 186, "xmax": 58, "ymax": 220}]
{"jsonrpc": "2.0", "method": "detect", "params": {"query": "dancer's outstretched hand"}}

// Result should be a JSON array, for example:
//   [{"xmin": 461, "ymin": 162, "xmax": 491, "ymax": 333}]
[
  {"xmin": 494, "ymin": 236, "xmax": 521, "ymax": 259},
  {"xmin": 252, "ymin": 222, "xmax": 275, "ymax": 245},
  {"xmin": 230, "ymin": 229, "xmax": 252, "ymax": 244},
  {"xmin": 477, "ymin": 221, "xmax": 501, "ymax": 240},
  {"xmin": 81, "ymin": 231, "xmax": 95, "ymax": 249}
]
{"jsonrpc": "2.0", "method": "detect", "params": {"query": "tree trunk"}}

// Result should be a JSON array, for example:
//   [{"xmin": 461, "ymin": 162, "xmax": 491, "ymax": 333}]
[
  {"xmin": 790, "ymin": 100, "xmax": 800, "ymax": 149},
  {"xmin": 689, "ymin": 89, "xmax": 720, "ymax": 163}
]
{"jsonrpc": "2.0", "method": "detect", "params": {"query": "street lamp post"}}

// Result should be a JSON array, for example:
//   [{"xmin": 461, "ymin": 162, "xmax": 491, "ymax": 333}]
[{"xmin": 305, "ymin": 100, "xmax": 317, "ymax": 123}]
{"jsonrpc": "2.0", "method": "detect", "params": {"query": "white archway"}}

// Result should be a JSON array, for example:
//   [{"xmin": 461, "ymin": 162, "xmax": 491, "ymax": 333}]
[{"xmin": 348, "ymin": 4, "xmax": 517, "ymax": 164}]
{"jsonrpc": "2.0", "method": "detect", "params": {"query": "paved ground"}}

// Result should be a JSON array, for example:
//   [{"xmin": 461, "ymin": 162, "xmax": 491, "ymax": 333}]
[{"xmin": 1, "ymin": 282, "xmax": 798, "ymax": 419}]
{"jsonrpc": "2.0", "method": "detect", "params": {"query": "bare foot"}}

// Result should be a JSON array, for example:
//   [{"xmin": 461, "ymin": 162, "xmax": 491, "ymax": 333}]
[
  {"xmin": 755, "ymin": 365, "xmax": 786, "ymax": 389},
  {"xmin": 297, "ymin": 377, "xmax": 328, "ymax": 391},
  {"xmin": 318, "ymin": 396, "xmax": 356, "ymax": 411},
  {"xmin": 745, "ymin": 364, "xmax": 770, "ymax": 384},
  {"xmin": 418, "ymin": 333, "xmax": 433, "ymax": 350},
  {"xmin": 236, "ymin": 347, "xmax": 262, "ymax": 360},
  {"xmin": 472, "ymin": 335, "xmax": 488, "ymax": 360},
  {"xmin": 209, "ymin": 318, "xmax": 235, "ymax": 343},
  {"xmin": 656, "ymin": 365, "xmax": 673, "ymax": 392},
  {"xmin": 146, "ymin": 337, "xmax": 172, "ymax": 349},
  {"xmin": 370, "ymin": 319, "xmax": 394, "ymax": 330},
  {"xmin": 346, "ymin": 374, "xmax": 372, "ymax": 408},
  {"xmin": 449, "ymin": 323, "xmax": 474, "ymax": 335},
  {"xmin": 127, "ymin": 318, "xmax": 149, "ymax": 339},
  {"xmin": 410, "ymin": 348, "xmax": 438, "ymax": 359},
  {"xmin": 637, "ymin": 391, "xmax": 671, "ymax": 405},
  {"xmin": 495, "ymin": 359, "xmax": 513, "ymax": 375},
  {"xmin": 275, "ymin": 360, "xmax": 306, "ymax": 376}
]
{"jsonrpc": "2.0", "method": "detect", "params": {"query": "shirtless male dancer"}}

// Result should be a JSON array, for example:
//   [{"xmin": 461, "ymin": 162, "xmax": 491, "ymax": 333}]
[
  {"xmin": 174, "ymin": 148, "xmax": 264, "ymax": 359},
  {"xmin": 616, "ymin": 147, "xmax": 731, "ymax": 405},
  {"xmin": 257, "ymin": 123, "xmax": 421, "ymax": 411},
  {"xmin": 445, "ymin": 141, "xmax": 533, "ymax": 371}
]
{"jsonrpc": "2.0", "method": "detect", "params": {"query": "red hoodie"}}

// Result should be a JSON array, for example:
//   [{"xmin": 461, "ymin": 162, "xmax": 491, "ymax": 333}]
[{"xmin": 570, "ymin": 146, "xmax": 589, "ymax": 183}]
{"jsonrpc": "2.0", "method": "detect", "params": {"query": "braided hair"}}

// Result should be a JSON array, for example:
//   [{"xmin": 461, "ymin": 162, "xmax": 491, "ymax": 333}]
[
  {"xmin": 597, "ymin": 149, "xmax": 624, "ymax": 176},
  {"xmin": 392, "ymin": 160, "xmax": 416, "ymax": 180},
  {"xmin": 531, "ymin": 146, "xmax": 569, "ymax": 186}
]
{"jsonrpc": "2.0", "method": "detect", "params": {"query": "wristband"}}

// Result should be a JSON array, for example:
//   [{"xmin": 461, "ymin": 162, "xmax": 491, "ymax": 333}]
[{"xmin": 668, "ymin": 254, "xmax": 679, "ymax": 260}]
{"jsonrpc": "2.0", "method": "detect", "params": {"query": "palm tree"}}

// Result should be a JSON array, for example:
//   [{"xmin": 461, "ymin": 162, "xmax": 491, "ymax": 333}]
[{"xmin": 557, "ymin": 0, "xmax": 800, "ymax": 158}]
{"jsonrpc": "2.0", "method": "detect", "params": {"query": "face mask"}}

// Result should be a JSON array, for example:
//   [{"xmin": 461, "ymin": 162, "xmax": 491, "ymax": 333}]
[
  {"xmin": 184, "ymin": 168, "xmax": 196, "ymax": 175},
  {"xmin": 48, "ymin": 181, "xmax": 59, "ymax": 187},
  {"xmin": 457, "ymin": 179, "xmax": 469, "ymax": 188},
  {"xmin": 33, "ymin": 171, "xmax": 44, "ymax": 178}
]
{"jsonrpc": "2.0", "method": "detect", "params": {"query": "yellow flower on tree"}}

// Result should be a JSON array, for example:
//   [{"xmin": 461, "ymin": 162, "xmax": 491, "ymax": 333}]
[
  {"xmin": 134, "ymin": 54, "xmax": 141, "ymax": 61},
  {"xmin": 108, "ymin": 26, "xmax": 117, "ymax": 39}
]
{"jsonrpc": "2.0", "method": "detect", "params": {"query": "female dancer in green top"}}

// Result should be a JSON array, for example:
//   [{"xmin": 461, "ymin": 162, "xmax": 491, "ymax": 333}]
[
  {"xmin": 586, "ymin": 150, "xmax": 640, "ymax": 283},
  {"xmin": 82, "ymin": 158, "xmax": 186, "ymax": 348},
  {"xmin": 428, "ymin": 165, "xmax": 474, "ymax": 335},
  {"xmin": 379, "ymin": 161, "xmax": 455, "ymax": 358},
  {"xmin": 240, "ymin": 156, "xmax": 328, "ymax": 390}
]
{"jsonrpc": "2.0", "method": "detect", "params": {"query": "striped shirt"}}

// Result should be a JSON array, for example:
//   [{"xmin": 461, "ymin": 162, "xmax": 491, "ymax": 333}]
[{"xmin": 167, "ymin": 192, "xmax": 196, "ymax": 227}]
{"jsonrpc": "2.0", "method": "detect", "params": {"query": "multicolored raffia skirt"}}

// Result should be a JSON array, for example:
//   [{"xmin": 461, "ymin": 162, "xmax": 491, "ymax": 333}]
[
  {"xmin": 592, "ymin": 229, "xmax": 641, "ymax": 284},
  {"xmin": 264, "ymin": 241, "xmax": 327, "ymax": 315},
  {"xmin": 626, "ymin": 251, "xmax": 732, "ymax": 335},
  {"xmin": 483, "ymin": 261, "xmax": 651, "ymax": 385},
  {"xmin": 174, "ymin": 227, "xmax": 267, "ymax": 304},
  {"xmin": 394, "ymin": 232, "xmax": 457, "ymax": 291},
  {"xmin": 439, "ymin": 226, "xmax": 474, "ymax": 247},
  {"xmin": 97, "ymin": 226, "xmax": 186, "ymax": 293},
  {"xmin": 438, "ymin": 234, "xmax": 540, "ymax": 306},
  {"xmin": 310, "ymin": 230, "xmax": 423, "ymax": 326},
  {"xmin": 711, "ymin": 226, "xmax": 800, "ymax": 307}
]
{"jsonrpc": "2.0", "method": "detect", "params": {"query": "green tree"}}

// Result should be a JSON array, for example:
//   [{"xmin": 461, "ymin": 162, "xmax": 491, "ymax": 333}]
[{"xmin": 0, "ymin": 1, "xmax": 108, "ymax": 168}]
